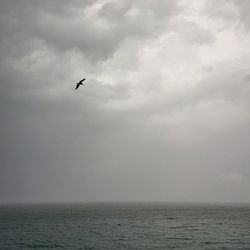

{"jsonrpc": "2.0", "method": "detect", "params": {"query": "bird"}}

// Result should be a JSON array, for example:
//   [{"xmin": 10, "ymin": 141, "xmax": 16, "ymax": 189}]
[{"xmin": 75, "ymin": 78, "xmax": 86, "ymax": 90}]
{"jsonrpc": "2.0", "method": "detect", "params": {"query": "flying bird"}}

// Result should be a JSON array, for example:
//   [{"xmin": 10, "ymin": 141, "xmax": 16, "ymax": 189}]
[{"xmin": 75, "ymin": 78, "xmax": 86, "ymax": 90}]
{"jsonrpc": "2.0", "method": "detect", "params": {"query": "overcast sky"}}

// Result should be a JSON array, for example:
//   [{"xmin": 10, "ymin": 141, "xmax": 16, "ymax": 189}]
[{"xmin": 1, "ymin": 0, "xmax": 250, "ymax": 203}]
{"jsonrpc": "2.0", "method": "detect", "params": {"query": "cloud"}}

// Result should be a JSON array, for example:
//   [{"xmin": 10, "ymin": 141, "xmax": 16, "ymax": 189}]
[
  {"xmin": 0, "ymin": 0, "xmax": 182, "ymax": 62},
  {"xmin": 219, "ymin": 172, "xmax": 244, "ymax": 183},
  {"xmin": 203, "ymin": 0, "xmax": 238, "ymax": 22},
  {"xmin": 204, "ymin": 0, "xmax": 250, "ymax": 30},
  {"xmin": 169, "ymin": 19, "xmax": 215, "ymax": 45},
  {"xmin": 1, "ymin": 0, "xmax": 250, "ymax": 203},
  {"xmin": 233, "ymin": 0, "xmax": 250, "ymax": 29}
]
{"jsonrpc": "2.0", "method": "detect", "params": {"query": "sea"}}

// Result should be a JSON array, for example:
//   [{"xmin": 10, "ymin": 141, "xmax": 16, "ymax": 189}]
[{"xmin": 0, "ymin": 202, "xmax": 250, "ymax": 249}]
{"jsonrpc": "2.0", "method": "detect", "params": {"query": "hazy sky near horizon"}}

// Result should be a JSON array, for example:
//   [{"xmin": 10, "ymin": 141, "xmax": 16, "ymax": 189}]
[{"xmin": 1, "ymin": 0, "xmax": 250, "ymax": 203}]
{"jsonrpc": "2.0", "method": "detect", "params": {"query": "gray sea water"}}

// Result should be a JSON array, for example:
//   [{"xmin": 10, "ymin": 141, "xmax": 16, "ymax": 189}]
[{"xmin": 0, "ymin": 202, "xmax": 250, "ymax": 249}]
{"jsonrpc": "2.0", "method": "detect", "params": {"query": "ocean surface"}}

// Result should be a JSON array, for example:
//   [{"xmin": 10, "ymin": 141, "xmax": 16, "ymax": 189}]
[{"xmin": 0, "ymin": 202, "xmax": 250, "ymax": 249}]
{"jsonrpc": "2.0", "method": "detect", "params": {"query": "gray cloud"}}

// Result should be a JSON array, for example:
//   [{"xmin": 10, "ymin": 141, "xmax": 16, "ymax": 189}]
[
  {"xmin": 204, "ymin": 0, "xmax": 250, "ymax": 30},
  {"xmin": 0, "ymin": 0, "xmax": 182, "ymax": 62},
  {"xmin": 1, "ymin": 0, "xmax": 250, "ymax": 203},
  {"xmin": 203, "ymin": 0, "xmax": 237, "ymax": 21},
  {"xmin": 169, "ymin": 19, "xmax": 215, "ymax": 45},
  {"xmin": 230, "ymin": 0, "xmax": 250, "ymax": 29}
]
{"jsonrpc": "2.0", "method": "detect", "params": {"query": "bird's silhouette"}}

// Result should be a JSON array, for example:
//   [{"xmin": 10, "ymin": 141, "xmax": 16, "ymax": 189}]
[{"xmin": 75, "ymin": 78, "xmax": 86, "ymax": 90}]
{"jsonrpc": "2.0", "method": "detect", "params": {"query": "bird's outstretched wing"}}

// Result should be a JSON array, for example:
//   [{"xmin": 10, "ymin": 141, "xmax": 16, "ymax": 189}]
[
  {"xmin": 79, "ymin": 78, "xmax": 86, "ymax": 84},
  {"xmin": 75, "ymin": 84, "xmax": 80, "ymax": 90}
]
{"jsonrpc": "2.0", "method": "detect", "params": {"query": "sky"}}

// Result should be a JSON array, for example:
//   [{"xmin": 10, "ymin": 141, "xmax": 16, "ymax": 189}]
[{"xmin": 0, "ymin": 0, "xmax": 250, "ymax": 203}]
